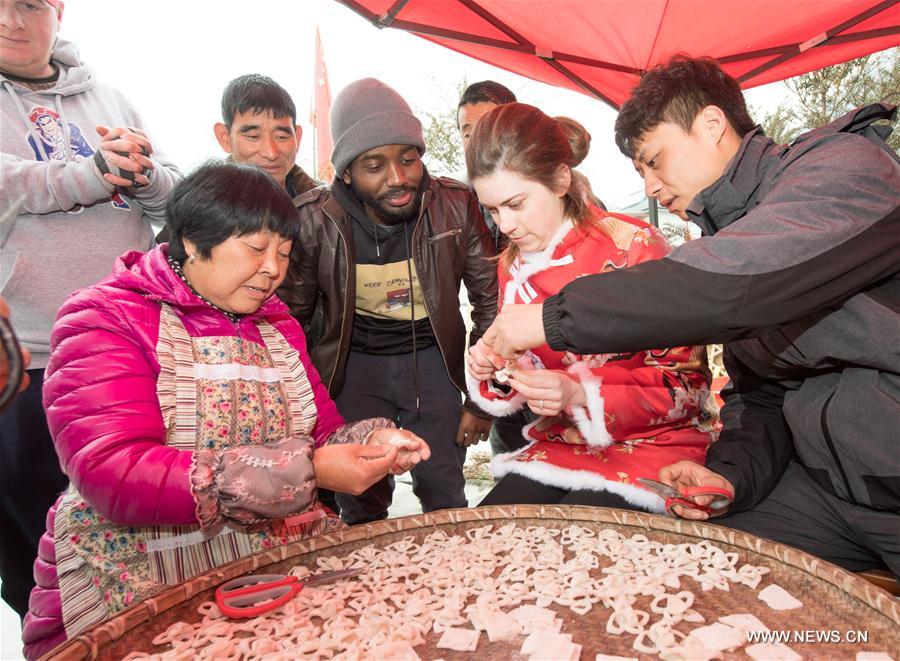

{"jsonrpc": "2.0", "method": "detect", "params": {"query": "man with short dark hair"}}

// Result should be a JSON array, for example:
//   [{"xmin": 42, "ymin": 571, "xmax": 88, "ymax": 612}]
[
  {"xmin": 279, "ymin": 78, "xmax": 497, "ymax": 525},
  {"xmin": 457, "ymin": 80, "xmax": 517, "ymax": 148},
  {"xmin": 1, "ymin": 0, "xmax": 182, "ymax": 618},
  {"xmin": 210, "ymin": 75, "xmax": 339, "ymax": 510},
  {"xmin": 157, "ymin": 74, "xmax": 320, "ymax": 250},
  {"xmin": 482, "ymin": 55, "xmax": 899, "ymax": 575},
  {"xmin": 456, "ymin": 80, "xmax": 517, "ymax": 249},
  {"xmin": 214, "ymin": 73, "xmax": 318, "ymax": 196},
  {"xmin": 455, "ymin": 80, "xmax": 532, "ymax": 457}
]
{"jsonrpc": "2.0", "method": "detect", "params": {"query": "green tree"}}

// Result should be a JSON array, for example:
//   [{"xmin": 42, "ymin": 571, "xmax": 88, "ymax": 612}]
[
  {"xmin": 421, "ymin": 107, "xmax": 463, "ymax": 175},
  {"xmin": 759, "ymin": 47, "xmax": 899, "ymax": 150},
  {"xmin": 658, "ymin": 219, "xmax": 693, "ymax": 247},
  {"xmin": 417, "ymin": 78, "xmax": 468, "ymax": 177}
]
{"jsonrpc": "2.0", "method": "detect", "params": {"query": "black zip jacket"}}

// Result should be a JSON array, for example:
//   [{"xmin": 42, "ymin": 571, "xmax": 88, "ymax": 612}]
[{"xmin": 542, "ymin": 104, "xmax": 900, "ymax": 512}]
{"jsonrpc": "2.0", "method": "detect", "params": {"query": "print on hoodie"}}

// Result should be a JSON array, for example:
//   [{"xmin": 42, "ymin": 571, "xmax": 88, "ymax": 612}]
[{"xmin": 26, "ymin": 105, "xmax": 129, "ymax": 210}]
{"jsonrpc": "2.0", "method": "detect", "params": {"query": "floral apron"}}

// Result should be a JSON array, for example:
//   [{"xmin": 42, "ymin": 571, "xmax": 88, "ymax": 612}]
[{"xmin": 54, "ymin": 304, "xmax": 341, "ymax": 638}]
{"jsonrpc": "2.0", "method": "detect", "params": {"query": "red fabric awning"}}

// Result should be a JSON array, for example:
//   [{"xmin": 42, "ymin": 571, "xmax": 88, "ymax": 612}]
[{"xmin": 336, "ymin": 0, "xmax": 899, "ymax": 108}]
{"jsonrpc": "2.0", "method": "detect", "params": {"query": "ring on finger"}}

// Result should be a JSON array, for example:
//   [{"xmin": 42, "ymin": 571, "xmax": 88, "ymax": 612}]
[{"xmin": 538, "ymin": 399, "xmax": 544, "ymax": 409}]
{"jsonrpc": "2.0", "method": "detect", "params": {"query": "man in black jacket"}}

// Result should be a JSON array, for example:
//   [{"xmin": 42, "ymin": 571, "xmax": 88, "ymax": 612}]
[
  {"xmin": 481, "ymin": 56, "xmax": 899, "ymax": 575},
  {"xmin": 278, "ymin": 78, "xmax": 497, "ymax": 525}
]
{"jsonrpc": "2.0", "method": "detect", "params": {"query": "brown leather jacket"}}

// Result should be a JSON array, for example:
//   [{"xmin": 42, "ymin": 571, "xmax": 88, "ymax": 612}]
[
  {"xmin": 278, "ymin": 176, "xmax": 498, "ymax": 414},
  {"xmin": 285, "ymin": 164, "xmax": 321, "ymax": 198}
]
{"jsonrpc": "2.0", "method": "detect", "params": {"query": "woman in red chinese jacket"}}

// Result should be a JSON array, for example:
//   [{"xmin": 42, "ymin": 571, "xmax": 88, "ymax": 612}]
[{"xmin": 465, "ymin": 103, "xmax": 719, "ymax": 511}]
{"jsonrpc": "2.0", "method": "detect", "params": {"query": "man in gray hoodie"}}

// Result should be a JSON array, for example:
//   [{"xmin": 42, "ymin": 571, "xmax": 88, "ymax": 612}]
[
  {"xmin": 481, "ymin": 56, "xmax": 899, "ymax": 576},
  {"xmin": 0, "ymin": 0, "xmax": 182, "ymax": 618}
]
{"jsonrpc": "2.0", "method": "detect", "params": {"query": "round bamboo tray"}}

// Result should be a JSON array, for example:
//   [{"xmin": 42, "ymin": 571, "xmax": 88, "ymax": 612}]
[{"xmin": 44, "ymin": 505, "xmax": 900, "ymax": 660}]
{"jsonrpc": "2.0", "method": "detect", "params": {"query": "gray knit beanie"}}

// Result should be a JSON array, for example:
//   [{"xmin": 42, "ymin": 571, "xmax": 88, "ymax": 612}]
[{"xmin": 330, "ymin": 78, "xmax": 426, "ymax": 176}]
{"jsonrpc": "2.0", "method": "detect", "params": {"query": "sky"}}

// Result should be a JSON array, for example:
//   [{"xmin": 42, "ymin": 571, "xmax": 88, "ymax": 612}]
[{"xmin": 59, "ymin": 0, "xmax": 791, "ymax": 210}]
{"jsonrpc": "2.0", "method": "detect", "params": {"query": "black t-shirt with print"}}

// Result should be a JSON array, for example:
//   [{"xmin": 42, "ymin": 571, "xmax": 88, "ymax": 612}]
[{"xmin": 332, "ymin": 180, "xmax": 435, "ymax": 355}]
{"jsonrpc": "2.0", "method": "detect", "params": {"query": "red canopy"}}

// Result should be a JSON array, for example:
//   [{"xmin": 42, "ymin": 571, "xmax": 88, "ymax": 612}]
[{"xmin": 336, "ymin": 0, "xmax": 899, "ymax": 108}]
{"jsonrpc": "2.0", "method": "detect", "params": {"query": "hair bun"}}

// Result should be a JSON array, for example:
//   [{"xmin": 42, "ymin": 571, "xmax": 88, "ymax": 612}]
[{"xmin": 555, "ymin": 116, "xmax": 591, "ymax": 166}]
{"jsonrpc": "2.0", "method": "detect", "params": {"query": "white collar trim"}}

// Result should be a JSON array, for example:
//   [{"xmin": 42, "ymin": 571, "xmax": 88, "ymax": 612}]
[{"xmin": 504, "ymin": 219, "xmax": 575, "ymax": 305}]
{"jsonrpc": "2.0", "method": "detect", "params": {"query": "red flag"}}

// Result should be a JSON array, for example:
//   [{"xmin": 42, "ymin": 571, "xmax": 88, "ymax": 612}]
[{"xmin": 310, "ymin": 27, "xmax": 334, "ymax": 182}]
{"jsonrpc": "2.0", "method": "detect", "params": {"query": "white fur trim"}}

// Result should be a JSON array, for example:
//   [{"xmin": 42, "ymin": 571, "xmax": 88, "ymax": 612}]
[
  {"xmin": 567, "ymin": 362, "xmax": 612, "ymax": 448},
  {"xmin": 489, "ymin": 440, "xmax": 539, "ymax": 477},
  {"xmin": 489, "ymin": 417, "xmax": 543, "ymax": 475},
  {"xmin": 504, "ymin": 220, "xmax": 575, "ymax": 305},
  {"xmin": 465, "ymin": 354, "xmax": 533, "ymax": 417},
  {"xmin": 491, "ymin": 411, "xmax": 663, "ymax": 512},
  {"xmin": 467, "ymin": 371, "xmax": 527, "ymax": 416},
  {"xmin": 493, "ymin": 453, "xmax": 665, "ymax": 513}
]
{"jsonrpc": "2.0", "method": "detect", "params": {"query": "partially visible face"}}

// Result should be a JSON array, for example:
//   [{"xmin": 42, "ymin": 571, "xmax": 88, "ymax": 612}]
[
  {"xmin": 632, "ymin": 116, "xmax": 728, "ymax": 220},
  {"xmin": 182, "ymin": 230, "xmax": 291, "ymax": 315},
  {"xmin": 36, "ymin": 113, "xmax": 60, "ymax": 139},
  {"xmin": 472, "ymin": 168, "xmax": 566, "ymax": 254},
  {"xmin": 215, "ymin": 111, "xmax": 300, "ymax": 187},
  {"xmin": 344, "ymin": 144, "xmax": 424, "ymax": 225},
  {"xmin": 458, "ymin": 101, "xmax": 497, "ymax": 148},
  {"xmin": 0, "ymin": 0, "xmax": 59, "ymax": 78}
]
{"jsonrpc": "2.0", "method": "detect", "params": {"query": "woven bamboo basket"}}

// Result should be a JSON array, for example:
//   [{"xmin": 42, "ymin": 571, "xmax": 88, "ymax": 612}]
[{"xmin": 44, "ymin": 505, "xmax": 900, "ymax": 660}]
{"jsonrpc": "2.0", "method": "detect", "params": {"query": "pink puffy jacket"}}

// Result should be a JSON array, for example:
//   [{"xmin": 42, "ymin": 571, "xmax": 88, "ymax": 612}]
[{"xmin": 22, "ymin": 247, "xmax": 344, "ymax": 658}]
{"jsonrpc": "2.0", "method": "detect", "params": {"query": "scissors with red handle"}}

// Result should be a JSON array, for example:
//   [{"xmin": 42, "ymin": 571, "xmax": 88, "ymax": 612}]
[
  {"xmin": 215, "ymin": 567, "xmax": 362, "ymax": 618},
  {"xmin": 638, "ymin": 478, "xmax": 733, "ymax": 517}
]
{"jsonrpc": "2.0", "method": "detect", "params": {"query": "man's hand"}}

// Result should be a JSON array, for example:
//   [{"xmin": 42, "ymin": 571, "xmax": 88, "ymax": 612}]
[
  {"xmin": 313, "ymin": 443, "xmax": 398, "ymax": 495},
  {"xmin": 456, "ymin": 409, "xmax": 493, "ymax": 447},
  {"xmin": 467, "ymin": 338, "xmax": 504, "ymax": 381},
  {"xmin": 482, "ymin": 304, "xmax": 546, "ymax": 360},
  {"xmin": 0, "ymin": 296, "xmax": 29, "ymax": 394},
  {"xmin": 508, "ymin": 369, "xmax": 585, "ymax": 416},
  {"xmin": 95, "ymin": 125, "xmax": 155, "ymax": 188},
  {"xmin": 658, "ymin": 460, "xmax": 735, "ymax": 520},
  {"xmin": 367, "ymin": 428, "xmax": 432, "ymax": 474}
]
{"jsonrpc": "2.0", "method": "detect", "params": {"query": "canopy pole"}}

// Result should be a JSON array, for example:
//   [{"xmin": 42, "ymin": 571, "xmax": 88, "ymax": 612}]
[
  {"xmin": 648, "ymin": 197, "xmax": 659, "ymax": 227},
  {"xmin": 736, "ymin": 0, "xmax": 898, "ymax": 83},
  {"xmin": 311, "ymin": 120, "xmax": 317, "ymax": 180}
]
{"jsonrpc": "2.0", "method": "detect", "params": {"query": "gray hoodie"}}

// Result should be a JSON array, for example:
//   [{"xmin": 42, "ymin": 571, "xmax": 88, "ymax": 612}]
[{"xmin": 0, "ymin": 39, "xmax": 182, "ymax": 368}]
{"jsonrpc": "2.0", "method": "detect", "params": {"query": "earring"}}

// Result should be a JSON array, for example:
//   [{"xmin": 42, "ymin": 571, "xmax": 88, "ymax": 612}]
[{"xmin": 188, "ymin": 254, "xmax": 196, "ymax": 263}]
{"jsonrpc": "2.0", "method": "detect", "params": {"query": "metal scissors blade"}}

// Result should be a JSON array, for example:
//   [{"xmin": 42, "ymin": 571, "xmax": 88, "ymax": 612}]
[
  {"xmin": 304, "ymin": 566, "xmax": 363, "ymax": 586},
  {"xmin": 219, "ymin": 567, "xmax": 363, "ymax": 598},
  {"xmin": 638, "ymin": 477, "xmax": 733, "ymax": 517},
  {"xmin": 637, "ymin": 477, "xmax": 680, "ymax": 499}
]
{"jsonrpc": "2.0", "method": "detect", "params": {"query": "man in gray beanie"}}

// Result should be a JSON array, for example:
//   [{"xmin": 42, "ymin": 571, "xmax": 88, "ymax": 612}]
[{"xmin": 278, "ymin": 78, "xmax": 498, "ymax": 525}]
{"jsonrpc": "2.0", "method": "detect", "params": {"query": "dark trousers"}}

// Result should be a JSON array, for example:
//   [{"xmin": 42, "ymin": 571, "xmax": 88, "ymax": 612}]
[
  {"xmin": 334, "ymin": 347, "xmax": 467, "ymax": 525},
  {"xmin": 0, "ymin": 369, "xmax": 68, "ymax": 619},
  {"xmin": 488, "ymin": 408, "xmax": 534, "ymax": 455},
  {"xmin": 317, "ymin": 488, "xmax": 338, "ymax": 515},
  {"xmin": 720, "ymin": 461, "xmax": 900, "ymax": 576},
  {"xmin": 479, "ymin": 473, "xmax": 635, "ymax": 509}
]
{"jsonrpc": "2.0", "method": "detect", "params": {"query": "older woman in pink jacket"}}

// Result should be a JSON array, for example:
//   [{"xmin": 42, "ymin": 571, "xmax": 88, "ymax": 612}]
[{"xmin": 22, "ymin": 162, "xmax": 429, "ymax": 658}]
